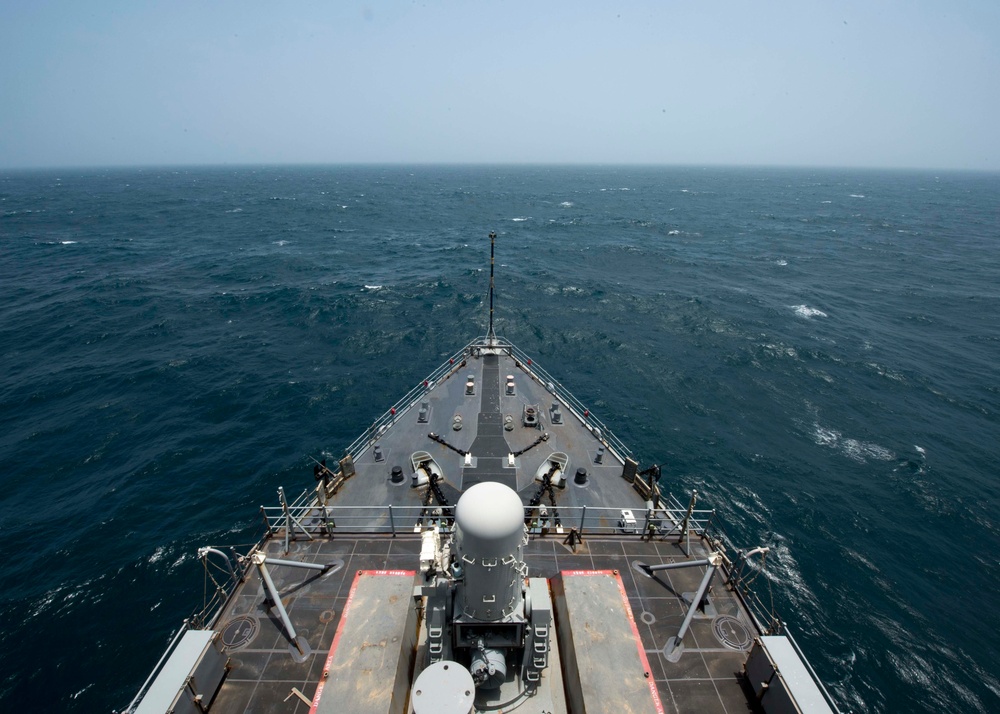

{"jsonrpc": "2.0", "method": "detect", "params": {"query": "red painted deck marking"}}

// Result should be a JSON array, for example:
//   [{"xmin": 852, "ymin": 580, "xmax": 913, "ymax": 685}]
[
  {"xmin": 561, "ymin": 569, "xmax": 666, "ymax": 714},
  {"xmin": 309, "ymin": 570, "xmax": 417, "ymax": 714}
]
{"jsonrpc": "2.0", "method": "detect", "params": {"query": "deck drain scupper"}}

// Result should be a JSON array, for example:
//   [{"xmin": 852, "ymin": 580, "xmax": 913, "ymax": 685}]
[
  {"xmin": 713, "ymin": 615, "xmax": 752, "ymax": 651},
  {"xmin": 221, "ymin": 615, "xmax": 260, "ymax": 650}
]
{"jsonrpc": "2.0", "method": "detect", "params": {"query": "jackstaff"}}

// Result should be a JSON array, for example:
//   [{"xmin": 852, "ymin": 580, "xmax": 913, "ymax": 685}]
[{"xmin": 487, "ymin": 230, "xmax": 497, "ymax": 343}]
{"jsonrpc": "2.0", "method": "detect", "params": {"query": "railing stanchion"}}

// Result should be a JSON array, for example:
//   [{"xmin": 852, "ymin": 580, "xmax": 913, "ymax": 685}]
[
  {"xmin": 259, "ymin": 506, "xmax": 272, "ymax": 536},
  {"xmin": 679, "ymin": 490, "xmax": 698, "ymax": 556},
  {"xmin": 280, "ymin": 488, "xmax": 290, "ymax": 554},
  {"xmin": 278, "ymin": 487, "xmax": 315, "ymax": 554},
  {"xmin": 698, "ymin": 508, "xmax": 716, "ymax": 536}
]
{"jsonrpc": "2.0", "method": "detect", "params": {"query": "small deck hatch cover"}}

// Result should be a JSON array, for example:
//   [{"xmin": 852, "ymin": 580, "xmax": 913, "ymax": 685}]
[
  {"xmin": 221, "ymin": 615, "xmax": 260, "ymax": 650},
  {"xmin": 713, "ymin": 615, "xmax": 752, "ymax": 651}
]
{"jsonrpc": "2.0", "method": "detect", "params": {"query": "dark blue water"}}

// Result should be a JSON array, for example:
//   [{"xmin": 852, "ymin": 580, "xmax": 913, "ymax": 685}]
[{"xmin": 1, "ymin": 166, "xmax": 998, "ymax": 712}]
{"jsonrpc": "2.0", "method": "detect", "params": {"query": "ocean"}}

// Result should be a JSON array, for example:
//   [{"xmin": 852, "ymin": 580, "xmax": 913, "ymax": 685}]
[{"xmin": 1, "ymin": 165, "xmax": 998, "ymax": 713}]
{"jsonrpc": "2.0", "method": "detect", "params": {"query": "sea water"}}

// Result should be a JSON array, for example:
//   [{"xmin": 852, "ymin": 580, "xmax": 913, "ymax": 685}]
[{"xmin": 1, "ymin": 165, "xmax": 998, "ymax": 712}]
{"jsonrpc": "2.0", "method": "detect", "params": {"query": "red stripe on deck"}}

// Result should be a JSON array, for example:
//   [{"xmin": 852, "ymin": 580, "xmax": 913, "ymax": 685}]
[
  {"xmin": 560, "ymin": 569, "xmax": 666, "ymax": 714},
  {"xmin": 309, "ymin": 570, "xmax": 416, "ymax": 714}
]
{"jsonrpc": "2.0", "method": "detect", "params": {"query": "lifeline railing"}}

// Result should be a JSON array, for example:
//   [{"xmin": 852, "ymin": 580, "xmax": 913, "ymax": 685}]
[
  {"xmin": 267, "ymin": 491, "xmax": 785, "ymax": 633},
  {"xmin": 259, "ymin": 501, "xmax": 717, "ymax": 539},
  {"xmin": 258, "ymin": 496, "xmax": 781, "ymax": 634}
]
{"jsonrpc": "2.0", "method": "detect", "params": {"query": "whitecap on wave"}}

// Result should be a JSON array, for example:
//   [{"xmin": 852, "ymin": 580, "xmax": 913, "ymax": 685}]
[
  {"xmin": 559, "ymin": 201, "xmax": 573, "ymax": 207},
  {"xmin": 776, "ymin": 259, "xmax": 788, "ymax": 266},
  {"xmin": 812, "ymin": 423, "xmax": 894, "ymax": 463},
  {"xmin": 726, "ymin": 483, "xmax": 773, "ymax": 527},
  {"xmin": 29, "ymin": 572, "xmax": 112, "ymax": 621},
  {"xmin": 70, "ymin": 684, "xmax": 95, "ymax": 700},
  {"xmin": 792, "ymin": 305, "xmax": 827, "ymax": 319},
  {"xmin": 60, "ymin": 240, "xmax": 77, "ymax": 245},
  {"xmin": 867, "ymin": 361, "xmax": 905, "ymax": 382},
  {"xmin": 849, "ymin": 194, "xmax": 866, "ymax": 198},
  {"xmin": 667, "ymin": 230, "xmax": 680, "ymax": 235},
  {"xmin": 511, "ymin": 217, "xmax": 530, "ymax": 222},
  {"xmin": 363, "ymin": 284, "xmax": 383, "ymax": 291},
  {"xmin": 761, "ymin": 343, "xmax": 798, "ymax": 359}
]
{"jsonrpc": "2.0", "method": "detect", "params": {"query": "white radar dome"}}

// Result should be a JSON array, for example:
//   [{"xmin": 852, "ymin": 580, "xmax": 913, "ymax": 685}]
[
  {"xmin": 454, "ymin": 482, "xmax": 526, "ymax": 620},
  {"xmin": 455, "ymin": 482, "xmax": 524, "ymax": 542}
]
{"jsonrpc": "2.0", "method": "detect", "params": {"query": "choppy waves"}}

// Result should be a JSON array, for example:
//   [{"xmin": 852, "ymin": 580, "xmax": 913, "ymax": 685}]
[{"xmin": 2, "ymin": 165, "xmax": 999, "ymax": 713}]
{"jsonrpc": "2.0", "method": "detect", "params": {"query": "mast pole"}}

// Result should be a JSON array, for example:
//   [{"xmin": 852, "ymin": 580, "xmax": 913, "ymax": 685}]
[{"xmin": 487, "ymin": 231, "xmax": 497, "ymax": 344}]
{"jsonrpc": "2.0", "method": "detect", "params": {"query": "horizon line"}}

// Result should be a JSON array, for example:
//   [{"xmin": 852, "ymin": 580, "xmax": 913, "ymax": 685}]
[{"xmin": 2, "ymin": 160, "xmax": 997, "ymax": 175}]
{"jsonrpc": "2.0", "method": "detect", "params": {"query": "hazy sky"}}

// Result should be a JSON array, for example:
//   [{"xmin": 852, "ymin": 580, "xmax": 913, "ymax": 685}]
[{"xmin": 2, "ymin": 1, "xmax": 998, "ymax": 170}]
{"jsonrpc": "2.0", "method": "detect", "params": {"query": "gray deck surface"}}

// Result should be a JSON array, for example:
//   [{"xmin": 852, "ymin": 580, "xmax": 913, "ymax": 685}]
[
  {"xmin": 177, "ymin": 345, "xmax": 766, "ymax": 713},
  {"xmin": 209, "ymin": 535, "xmax": 757, "ymax": 714}
]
